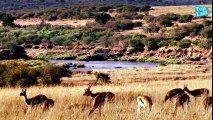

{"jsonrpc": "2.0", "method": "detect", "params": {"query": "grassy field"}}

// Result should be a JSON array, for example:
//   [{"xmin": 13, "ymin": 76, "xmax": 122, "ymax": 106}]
[{"xmin": 0, "ymin": 64, "xmax": 212, "ymax": 120}]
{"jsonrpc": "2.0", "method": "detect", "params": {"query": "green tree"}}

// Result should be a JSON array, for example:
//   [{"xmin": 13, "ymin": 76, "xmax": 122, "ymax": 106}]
[
  {"xmin": 0, "ymin": 12, "xmax": 16, "ymax": 26},
  {"xmin": 95, "ymin": 13, "xmax": 112, "ymax": 24}
]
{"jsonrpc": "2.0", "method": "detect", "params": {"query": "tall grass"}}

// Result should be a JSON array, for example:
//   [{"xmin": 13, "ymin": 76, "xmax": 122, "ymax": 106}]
[{"xmin": 0, "ymin": 79, "xmax": 212, "ymax": 120}]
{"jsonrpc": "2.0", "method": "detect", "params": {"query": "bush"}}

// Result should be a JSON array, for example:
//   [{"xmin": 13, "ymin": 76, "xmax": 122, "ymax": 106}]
[
  {"xmin": 39, "ymin": 65, "xmax": 71, "ymax": 86},
  {"xmin": 178, "ymin": 39, "xmax": 191, "ymax": 48},
  {"xmin": 116, "ymin": 21, "xmax": 134, "ymax": 30},
  {"xmin": 199, "ymin": 26, "xmax": 212, "ymax": 39},
  {"xmin": 193, "ymin": 39, "xmax": 212, "ymax": 49},
  {"xmin": 144, "ymin": 24, "xmax": 160, "ymax": 33},
  {"xmin": 129, "ymin": 39, "xmax": 144, "ymax": 48},
  {"xmin": 76, "ymin": 55, "xmax": 88, "ymax": 61},
  {"xmin": 164, "ymin": 13, "xmax": 181, "ymax": 21},
  {"xmin": 202, "ymin": 20, "xmax": 212, "ymax": 26},
  {"xmin": 1, "ymin": 62, "xmax": 39, "ymax": 87},
  {"xmin": 178, "ymin": 15, "xmax": 193, "ymax": 23},
  {"xmin": 73, "ymin": 63, "xmax": 85, "ymax": 68},
  {"xmin": 0, "ymin": 12, "xmax": 16, "ymax": 26},
  {"xmin": 143, "ymin": 15, "xmax": 155, "ymax": 23},
  {"xmin": 95, "ymin": 72, "xmax": 111, "ymax": 83},
  {"xmin": 159, "ymin": 19, "xmax": 173, "ymax": 27},
  {"xmin": 133, "ymin": 22, "xmax": 142, "ymax": 27},
  {"xmin": 143, "ymin": 38, "xmax": 160, "ymax": 50},
  {"xmin": 187, "ymin": 57, "xmax": 201, "ymax": 61},
  {"xmin": 139, "ymin": 5, "xmax": 151, "ymax": 12},
  {"xmin": 0, "ymin": 61, "xmax": 71, "ymax": 87},
  {"xmin": 95, "ymin": 13, "xmax": 112, "ymax": 24}
]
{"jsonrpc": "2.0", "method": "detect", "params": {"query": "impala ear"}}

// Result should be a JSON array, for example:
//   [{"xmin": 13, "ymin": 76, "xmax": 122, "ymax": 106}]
[{"xmin": 24, "ymin": 88, "xmax": 27, "ymax": 92}]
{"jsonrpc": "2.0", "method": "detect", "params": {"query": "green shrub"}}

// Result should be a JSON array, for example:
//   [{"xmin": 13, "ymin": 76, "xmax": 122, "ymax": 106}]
[
  {"xmin": 187, "ymin": 57, "xmax": 201, "ymax": 61},
  {"xmin": 202, "ymin": 20, "xmax": 212, "ymax": 26},
  {"xmin": 39, "ymin": 65, "xmax": 71, "ymax": 86},
  {"xmin": 193, "ymin": 39, "xmax": 212, "ymax": 49},
  {"xmin": 73, "ymin": 63, "xmax": 85, "ymax": 68},
  {"xmin": 1, "ymin": 62, "xmax": 39, "ymax": 87},
  {"xmin": 117, "ymin": 21, "xmax": 134, "ymax": 30},
  {"xmin": 95, "ymin": 73, "xmax": 111, "ymax": 83},
  {"xmin": 0, "ymin": 12, "xmax": 16, "ymax": 26},
  {"xmin": 199, "ymin": 26, "xmax": 212, "ymax": 39},
  {"xmin": 164, "ymin": 59, "xmax": 181, "ymax": 64},
  {"xmin": 144, "ymin": 24, "xmax": 160, "ymax": 33},
  {"xmin": 76, "ymin": 55, "xmax": 88, "ymax": 61},
  {"xmin": 164, "ymin": 13, "xmax": 181, "ymax": 21},
  {"xmin": 95, "ymin": 13, "xmax": 112, "ymax": 24},
  {"xmin": 133, "ymin": 22, "xmax": 142, "ymax": 27},
  {"xmin": 139, "ymin": 5, "xmax": 151, "ymax": 12},
  {"xmin": 159, "ymin": 19, "xmax": 173, "ymax": 27},
  {"xmin": 178, "ymin": 15, "xmax": 193, "ymax": 23},
  {"xmin": 129, "ymin": 39, "xmax": 145, "ymax": 48},
  {"xmin": 178, "ymin": 39, "xmax": 191, "ymax": 48},
  {"xmin": 143, "ymin": 15, "xmax": 155, "ymax": 23},
  {"xmin": 143, "ymin": 38, "xmax": 160, "ymax": 50}
]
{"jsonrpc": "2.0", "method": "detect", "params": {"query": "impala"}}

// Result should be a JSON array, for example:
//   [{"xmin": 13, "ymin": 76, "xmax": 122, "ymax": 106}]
[
  {"xmin": 174, "ymin": 93, "xmax": 190, "ymax": 113},
  {"xmin": 203, "ymin": 96, "xmax": 212, "ymax": 111},
  {"xmin": 83, "ymin": 84, "xmax": 115, "ymax": 115},
  {"xmin": 43, "ymin": 99, "xmax": 55, "ymax": 111},
  {"xmin": 164, "ymin": 88, "xmax": 185, "ymax": 102},
  {"xmin": 137, "ymin": 95, "xmax": 152, "ymax": 117},
  {"xmin": 183, "ymin": 85, "xmax": 209, "ymax": 101},
  {"xmin": 20, "ymin": 89, "xmax": 54, "ymax": 112}
]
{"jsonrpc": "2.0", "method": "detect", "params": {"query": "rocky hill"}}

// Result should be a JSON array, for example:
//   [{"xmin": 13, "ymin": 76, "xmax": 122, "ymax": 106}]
[{"xmin": 0, "ymin": 0, "xmax": 212, "ymax": 11}]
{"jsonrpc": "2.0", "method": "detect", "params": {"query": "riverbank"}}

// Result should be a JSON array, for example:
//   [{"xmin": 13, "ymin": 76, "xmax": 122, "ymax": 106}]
[
  {"xmin": 26, "ymin": 46, "xmax": 212, "ymax": 65},
  {"xmin": 61, "ymin": 64, "xmax": 212, "ymax": 86}
]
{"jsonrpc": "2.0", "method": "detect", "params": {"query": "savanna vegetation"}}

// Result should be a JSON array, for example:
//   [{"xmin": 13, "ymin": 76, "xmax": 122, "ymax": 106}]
[{"xmin": 0, "ymin": 64, "xmax": 212, "ymax": 120}]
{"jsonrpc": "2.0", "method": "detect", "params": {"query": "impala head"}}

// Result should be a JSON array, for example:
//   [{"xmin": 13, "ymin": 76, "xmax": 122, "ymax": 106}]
[
  {"xmin": 183, "ymin": 85, "xmax": 188, "ymax": 91},
  {"xmin": 83, "ymin": 84, "xmax": 93, "ymax": 96},
  {"xmin": 20, "ymin": 89, "xmax": 27, "ymax": 96}
]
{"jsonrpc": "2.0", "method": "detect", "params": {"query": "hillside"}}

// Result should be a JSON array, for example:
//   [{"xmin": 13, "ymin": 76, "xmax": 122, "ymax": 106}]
[
  {"xmin": 0, "ymin": 5, "xmax": 212, "ymax": 64},
  {"xmin": 0, "ymin": 0, "xmax": 212, "ymax": 11}
]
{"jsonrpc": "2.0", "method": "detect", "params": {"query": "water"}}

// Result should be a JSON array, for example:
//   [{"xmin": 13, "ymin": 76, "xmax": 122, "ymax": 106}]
[{"xmin": 49, "ymin": 60, "xmax": 159, "ymax": 71}]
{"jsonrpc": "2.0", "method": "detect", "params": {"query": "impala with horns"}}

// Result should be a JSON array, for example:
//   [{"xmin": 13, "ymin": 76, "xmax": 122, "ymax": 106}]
[
  {"xmin": 83, "ymin": 83, "xmax": 115, "ymax": 115},
  {"xmin": 183, "ymin": 85, "xmax": 209, "ymax": 101},
  {"xmin": 20, "ymin": 89, "xmax": 54, "ymax": 111}
]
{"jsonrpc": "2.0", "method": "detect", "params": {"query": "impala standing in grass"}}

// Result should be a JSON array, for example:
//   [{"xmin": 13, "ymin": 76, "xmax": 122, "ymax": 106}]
[
  {"xmin": 136, "ymin": 95, "xmax": 152, "ymax": 117},
  {"xmin": 20, "ymin": 89, "xmax": 54, "ymax": 112},
  {"xmin": 183, "ymin": 85, "xmax": 209, "ymax": 102},
  {"xmin": 164, "ymin": 88, "xmax": 185, "ymax": 102},
  {"xmin": 83, "ymin": 83, "xmax": 115, "ymax": 115}
]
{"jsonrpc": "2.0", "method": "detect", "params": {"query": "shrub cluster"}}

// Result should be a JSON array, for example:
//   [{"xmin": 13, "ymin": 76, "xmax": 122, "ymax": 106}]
[
  {"xmin": 95, "ymin": 72, "xmax": 111, "ymax": 83},
  {"xmin": 144, "ymin": 24, "xmax": 160, "ymax": 33},
  {"xmin": 0, "ymin": 61, "xmax": 71, "ymax": 87},
  {"xmin": 0, "ymin": 12, "xmax": 16, "ymax": 26}
]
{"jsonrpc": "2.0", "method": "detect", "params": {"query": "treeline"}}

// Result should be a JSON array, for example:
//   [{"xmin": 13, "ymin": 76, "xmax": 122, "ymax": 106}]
[
  {"xmin": 9, "ymin": 5, "xmax": 151, "ymax": 20},
  {"xmin": 0, "ymin": 61, "xmax": 71, "ymax": 87}
]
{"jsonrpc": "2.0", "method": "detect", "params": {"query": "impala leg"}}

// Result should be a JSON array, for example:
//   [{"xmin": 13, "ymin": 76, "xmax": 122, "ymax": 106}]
[
  {"xmin": 137, "ymin": 107, "xmax": 141, "ymax": 118},
  {"xmin": 98, "ymin": 105, "xmax": 102, "ymax": 116},
  {"xmin": 89, "ymin": 107, "xmax": 97, "ymax": 115}
]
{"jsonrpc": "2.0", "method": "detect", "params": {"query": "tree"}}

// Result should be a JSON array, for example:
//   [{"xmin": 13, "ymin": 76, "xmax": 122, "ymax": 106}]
[
  {"xmin": 0, "ymin": 12, "xmax": 16, "ymax": 27},
  {"xmin": 95, "ymin": 13, "xmax": 112, "ymax": 24}
]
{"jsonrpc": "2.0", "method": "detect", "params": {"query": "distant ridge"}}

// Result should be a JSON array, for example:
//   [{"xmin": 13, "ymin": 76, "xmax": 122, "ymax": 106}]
[{"xmin": 0, "ymin": 0, "xmax": 212, "ymax": 11}]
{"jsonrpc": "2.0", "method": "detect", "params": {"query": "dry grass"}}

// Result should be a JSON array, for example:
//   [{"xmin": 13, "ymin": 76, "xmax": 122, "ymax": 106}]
[
  {"xmin": 13, "ymin": 18, "xmax": 94, "ymax": 27},
  {"xmin": 64, "ymin": 64, "xmax": 212, "ymax": 85},
  {"xmin": 150, "ymin": 5, "xmax": 212, "ymax": 17},
  {"xmin": 0, "ymin": 65, "xmax": 212, "ymax": 120}
]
